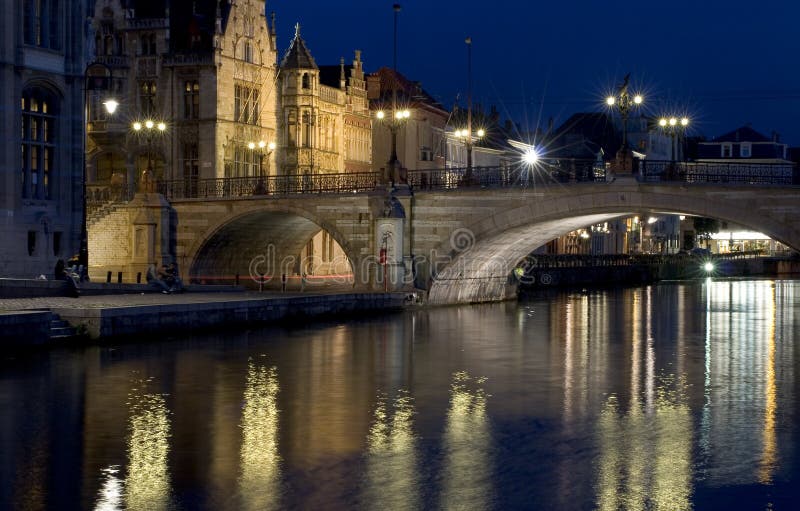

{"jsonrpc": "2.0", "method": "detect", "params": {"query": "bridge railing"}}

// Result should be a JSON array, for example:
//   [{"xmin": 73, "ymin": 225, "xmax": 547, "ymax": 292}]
[
  {"xmin": 158, "ymin": 172, "xmax": 380, "ymax": 199},
  {"xmin": 407, "ymin": 160, "xmax": 604, "ymax": 189},
  {"xmin": 638, "ymin": 160, "xmax": 796, "ymax": 185}
]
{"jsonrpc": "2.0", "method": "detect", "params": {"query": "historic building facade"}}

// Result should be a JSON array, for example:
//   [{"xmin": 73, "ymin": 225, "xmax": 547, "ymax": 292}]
[
  {"xmin": 1, "ymin": 0, "xmax": 89, "ymax": 278},
  {"xmin": 84, "ymin": 1, "xmax": 368, "ymax": 277}
]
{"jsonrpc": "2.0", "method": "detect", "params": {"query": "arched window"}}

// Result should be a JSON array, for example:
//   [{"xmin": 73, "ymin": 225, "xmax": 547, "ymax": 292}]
[
  {"xmin": 139, "ymin": 81, "xmax": 157, "ymax": 115},
  {"xmin": 302, "ymin": 73, "xmax": 310, "ymax": 89},
  {"xmin": 287, "ymin": 110, "xmax": 297, "ymax": 147},
  {"xmin": 21, "ymin": 87, "xmax": 58, "ymax": 200},
  {"xmin": 183, "ymin": 80, "xmax": 199, "ymax": 119}
]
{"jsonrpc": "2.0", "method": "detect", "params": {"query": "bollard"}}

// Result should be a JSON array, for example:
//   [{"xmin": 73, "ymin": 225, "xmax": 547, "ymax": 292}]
[
  {"xmin": 259, "ymin": 274, "xmax": 264, "ymax": 293},
  {"xmin": 235, "ymin": 273, "xmax": 240, "ymax": 286},
  {"xmin": 117, "ymin": 272, "xmax": 123, "ymax": 283},
  {"xmin": 106, "ymin": 271, "xmax": 112, "ymax": 283},
  {"xmin": 136, "ymin": 272, "xmax": 142, "ymax": 283},
  {"xmin": 281, "ymin": 273, "xmax": 287, "ymax": 292}
]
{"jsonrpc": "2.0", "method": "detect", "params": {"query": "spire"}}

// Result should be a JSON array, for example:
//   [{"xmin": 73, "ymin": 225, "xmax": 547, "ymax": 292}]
[
  {"xmin": 339, "ymin": 57, "xmax": 346, "ymax": 89},
  {"xmin": 280, "ymin": 22, "xmax": 318, "ymax": 69}
]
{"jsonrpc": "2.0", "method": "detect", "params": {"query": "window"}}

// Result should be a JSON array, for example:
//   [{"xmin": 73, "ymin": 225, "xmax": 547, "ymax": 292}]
[
  {"xmin": 302, "ymin": 73, "xmax": 310, "ymax": 89},
  {"xmin": 721, "ymin": 143, "xmax": 732, "ymax": 158},
  {"xmin": 21, "ymin": 88, "xmax": 57, "ymax": 200},
  {"xmin": 302, "ymin": 111, "xmax": 313, "ymax": 148},
  {"xmin": 234, "ymin": 84, "xmax": 259, "ymax": 125},
  {"xmin": 140, "ymin": 33, "xmax": 156, "ymax": 55},
  {"xmin": 740, "ymin": 142, "xmax": 751, "ymax": 158},
  {"xmin": 24, "ymin": 0, "xmax": 61, "ymax": 50},
  {"xmin": 244, "ymin": 42, "xmax": 253, "ymax": 63},
  {"xmin": 139, "ymin": 81, "xmax": 157, "ymax": 115},
  {"xmin": 183, "ymin": 144, "xmax": 199, "ymax": 197},
  {"xmin": 287, "ymin": 109, "xmax": 297, "ymax": 147},
  {"xmin": 183, "ymin": 80, "xmax": 199, "ymax": 119},
  {"xmin": 232, "ymin": 143, "xmax": 259, "ymax": 177}
]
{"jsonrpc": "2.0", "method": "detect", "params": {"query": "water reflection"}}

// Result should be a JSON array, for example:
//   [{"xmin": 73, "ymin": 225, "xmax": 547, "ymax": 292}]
[
  {"xmin": 440, "ymin": 371, "xmax": 492, "ymax": 511},
  {"xmin": 125, "ymin": 378, "xmax": 173, "ymax": 510},
  {"xmin": 238, "ymin": 357, "xmax": 281, "ymax": 511},
  {"xmin": 93, "ymin": 466, "xmax": 123, "ymax": 511},
  {"xmin": 596, "ymin": 377, "xmax": 692, "ymax": 511},
  {"xmin": 362, "ymin": 389, "xmax": 418, "ymax": 510}
]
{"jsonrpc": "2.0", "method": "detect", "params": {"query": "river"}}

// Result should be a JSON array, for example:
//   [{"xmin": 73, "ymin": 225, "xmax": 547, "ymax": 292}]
[{"xmin": 1, "ymin": 278, "xmax": 799, "ymax": 510}]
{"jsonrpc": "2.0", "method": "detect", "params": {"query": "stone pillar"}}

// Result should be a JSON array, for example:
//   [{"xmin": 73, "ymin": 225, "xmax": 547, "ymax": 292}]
[
  {"xmin": 128, "ymin": 192, "xmax": 173, "ymax": 279},
  {"xmin": 375, "ymin": 217, "xmax": 405, "ymax": 291}
]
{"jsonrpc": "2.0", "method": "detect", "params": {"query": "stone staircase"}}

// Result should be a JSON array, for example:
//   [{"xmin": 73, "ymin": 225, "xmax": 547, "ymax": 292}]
[
  {"xmin": 87, "ymin": 200, "xmax": 122, "ymax": 228},
  {"xmin": 49, "ymin": 313, "xmax": 77, "ymax": 340}
]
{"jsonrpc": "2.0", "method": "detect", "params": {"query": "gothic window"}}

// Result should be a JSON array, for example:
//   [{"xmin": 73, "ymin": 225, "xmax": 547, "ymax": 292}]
[
  {"xmin": 287, "ymin": 110, "xmax": 297, "ymax": 147},
  {"xmin": 183, "ymin": 80, "xmax": 199, "ymax": 119},
  {"xmin": 244, "ymin": 41, "xmax": 253, "ymax": 63},
  {"xmin": 183, "ymin": 143, "xmax": 199, "ymax": 197},
  {"xmin": 139, "ymin": 81, "xmax": 157, "ymax": 115},
  {"xmin": 140, "ymin": 34, "xmax": 156, "ymax": 55},
  {"xmin": 302, "ymin": 73, "xmax": 310, "ymax": 89},
  {"xmin": 234, "ymin": 84, "xmax": 258, "ymax": 125},
  {"xmin": 21, "ymin": 88, "xmax": 58, "ymax": 200},
  {"xmin": 302, "ymin": 111, "xmax": 312, "ymax": 148},
  {"xmin": 23, "ymin": 0, "xmax": 61, "ymax": 50}
]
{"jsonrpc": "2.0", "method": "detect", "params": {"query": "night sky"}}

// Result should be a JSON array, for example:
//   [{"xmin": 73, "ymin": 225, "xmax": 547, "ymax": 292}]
[{"xmin": 271, "ymin": 0, "xmax": 800, "ymax": 146}]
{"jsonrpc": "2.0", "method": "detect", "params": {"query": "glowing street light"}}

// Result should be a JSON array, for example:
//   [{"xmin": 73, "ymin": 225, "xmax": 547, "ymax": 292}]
[
  {"xmin": 605, "ymin": 74, "xmax": 643, "ymax": 152},
  {"xmin": 132, "ymin": 119, "xmax": 168, "ymax": 192},
  {"xmin": 658, "ymin": 116, "xmax": 690, "ymax": 163}
]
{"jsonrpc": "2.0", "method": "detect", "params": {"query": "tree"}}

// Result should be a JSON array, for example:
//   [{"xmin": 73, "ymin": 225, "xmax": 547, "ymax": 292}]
[{"xmin": 693, "ymin": 217, "xmax": 720, "ymax": 249}]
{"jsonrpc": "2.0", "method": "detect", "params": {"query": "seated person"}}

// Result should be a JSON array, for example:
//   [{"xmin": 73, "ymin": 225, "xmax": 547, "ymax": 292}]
[
  {"xmin": 147, "ymin": 263, "xmax": 171, "ymax": 294},
  {"xmin": 163, "ymin": 262, "xmax": 184, "ymax": 292}
]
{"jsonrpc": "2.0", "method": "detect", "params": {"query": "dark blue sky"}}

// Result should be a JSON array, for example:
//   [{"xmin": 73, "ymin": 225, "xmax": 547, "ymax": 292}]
[{"xmin": 272, "ymin": 0, "xmax": 800, "ymax": 145}]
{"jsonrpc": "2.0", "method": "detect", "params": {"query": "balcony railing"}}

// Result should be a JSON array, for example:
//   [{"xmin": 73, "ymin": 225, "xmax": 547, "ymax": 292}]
[
  {"xmin": 158, "ymin": 172, "xmax": 380, "ymax": 200},
  {"xmin": 639, "ymin": 160, "xmax": 796, "ymax": 185}
]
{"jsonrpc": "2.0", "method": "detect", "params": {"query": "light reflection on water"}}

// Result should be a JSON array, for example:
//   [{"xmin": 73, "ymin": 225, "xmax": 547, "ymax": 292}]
[
  {"xmin": 362, "ymin": 389, "xmax": 419, "ymax": 510},
  {"xmin": 238, "ymin": 357, "xmax": 281, "ymax": 511},
  {"xmin": 441, "ymin": 371, "xmax": 491, "ymax": 511},
  {"xmin": 1, "ymin": 279, "xmax": 798, "ymax": 510}
]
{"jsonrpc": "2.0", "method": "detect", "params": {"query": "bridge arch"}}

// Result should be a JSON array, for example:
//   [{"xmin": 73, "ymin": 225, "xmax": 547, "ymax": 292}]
[
  {"xmin": 184, "ymin": 203, "xmax": 357, "ymax": 288},
  {"xmin": 425, "ymin": 184, "xmax": 800, "ymax": 304}
]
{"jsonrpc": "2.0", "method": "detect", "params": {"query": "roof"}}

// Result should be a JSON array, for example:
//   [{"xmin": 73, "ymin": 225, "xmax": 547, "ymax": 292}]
[
  {"xmin": 368, "ymin": 67, "xmax": 445, "ymax": 112},
  {"xmin": 281, "ymin": 24, "xmax": 318, "ymax": 70},
  {"xmin": 712, "ymin": 125, "xmax": 771, "ymax": 143}
]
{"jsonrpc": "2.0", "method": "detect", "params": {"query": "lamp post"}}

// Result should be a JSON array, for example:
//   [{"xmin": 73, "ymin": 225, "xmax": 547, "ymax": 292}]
[
  {"xmin": 132, "ymin": 119, "xmax": 166, "ymax": 192},
  {"xmin": 658, "ymin": 117, "xmax": 689, "ymax": 162},
  {"xmin": 462, "ymin": 36, "xmax": 483, "ymax": 183},
  {"xmin": 606, "ymin": 74, "xmax": 643, "ymax": 172},
  {"xmin": 249, "ymin": 140, "xmax": 276, "ymax": 195},
  {"xmin": 384, "ymin": 3, "xmax": 405, "ymax": 186},
  {"xmin": 82, "ymin": 62, "xmax": 117, "ymax": 274}
]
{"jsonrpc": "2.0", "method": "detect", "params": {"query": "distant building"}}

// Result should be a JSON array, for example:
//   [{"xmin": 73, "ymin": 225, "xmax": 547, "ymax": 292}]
[
  {"xmin": 698, "ymin": 125, "xmax": 789, "ymax": 161},
  {"xmin": 367, "ymin": 68, "xmax": 450, "ymax": 173},
  {"xmin": 1, "ymin": 0, "xmax": 90, "ymax": 278}
]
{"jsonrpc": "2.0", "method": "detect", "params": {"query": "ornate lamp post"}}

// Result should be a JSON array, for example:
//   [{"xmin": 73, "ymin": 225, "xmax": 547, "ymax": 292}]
[
  {"xmin": 132, "ymin": 119, "xmax": 167, "ymax": 192},
  {"xmin": 658, "ymin": 117, "xmax": 689, "ymax": 162},
  {"xmin": 462, "ymin": 36, "xmax": 485, "ymax": 183},
  {"xmin": 606, "ymin": 74, "xmax": 643, "ymax": 172},
  {"xmin": 382, "ymin": 3, "xmax": 408, "ymax": 186},
  {"xmin": 82, "ymin": 62, "xmax": 117, "ymax": 274}
]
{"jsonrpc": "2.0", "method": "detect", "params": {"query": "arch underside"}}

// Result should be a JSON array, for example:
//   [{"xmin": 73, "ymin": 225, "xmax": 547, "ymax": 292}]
[
  {"xmin": 190, "ymin": 211, "xmax": 350, "ymax": 287},
  {"xmin": 428, "ymin": 213, "xmax": 623, "ymax": 304},
  {"xmin": 427, "ymin": 207, "xmax": 798, "ymax": 305}
]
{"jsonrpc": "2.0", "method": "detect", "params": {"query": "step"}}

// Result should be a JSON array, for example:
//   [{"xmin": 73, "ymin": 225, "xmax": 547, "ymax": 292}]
[{"xmin": 48, "ymin": 313, "xmax": 78, "ymax": 340}]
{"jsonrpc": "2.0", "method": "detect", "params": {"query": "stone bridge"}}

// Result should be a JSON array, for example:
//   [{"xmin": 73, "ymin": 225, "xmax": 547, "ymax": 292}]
[{"xmin": 89, "ymin": 172, "xmax": 800, "ymax": 304}]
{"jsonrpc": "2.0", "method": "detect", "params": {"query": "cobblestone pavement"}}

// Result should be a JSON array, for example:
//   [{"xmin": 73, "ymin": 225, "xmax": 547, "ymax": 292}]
[{"xmin": 0, "ymin": 287, "xmax": 364, "ymax": 312}]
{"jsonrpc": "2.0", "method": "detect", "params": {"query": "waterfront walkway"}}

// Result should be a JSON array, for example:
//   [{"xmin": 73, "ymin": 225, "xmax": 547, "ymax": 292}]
[{"xmin": 0, "ymin": 289, "xmax": 406, "ymax": 345}]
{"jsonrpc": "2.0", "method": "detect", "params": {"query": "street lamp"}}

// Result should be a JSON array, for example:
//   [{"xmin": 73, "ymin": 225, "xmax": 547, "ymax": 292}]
[
  {"xmin": 605, "ymin": 74, "xmax": 643, "ymax": 162},
  {"xmin": 383, "ymin": 3, "xmax": 406, "ymax": 186},
  {"xmin": 462, "ymin": 36, "xmax": 485, "ymax": 183},
  {"xmin": 132, "ymin": 119, "xmax": 167, "ymax": 192},
  {"xmin": 657, "ymin": 116, "xmax": 690, "ymax": 162},
  {"xmin": 82, "ymin": 61, "xmax": 117, "ymax": 275}
]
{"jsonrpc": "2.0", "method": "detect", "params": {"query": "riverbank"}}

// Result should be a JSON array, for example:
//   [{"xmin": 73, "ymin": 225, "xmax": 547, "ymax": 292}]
[
  {"xmin": 520, "ymin": 255, "xmax": 800, "ymax": 290},
  {"xmin": 0, "ymin": 291, "xmax": 406, "ymax": 346}
]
